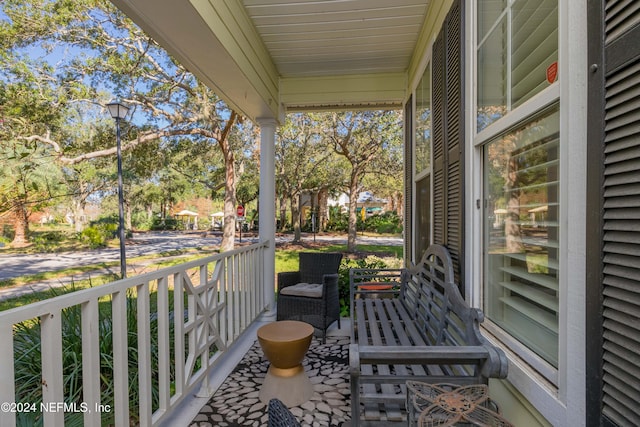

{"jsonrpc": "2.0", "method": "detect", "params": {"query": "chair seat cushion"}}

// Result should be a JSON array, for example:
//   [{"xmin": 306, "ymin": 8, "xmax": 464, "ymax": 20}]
[{"xmin": 280, "ymin": 283, "xmax": 323, "ymax": 298}]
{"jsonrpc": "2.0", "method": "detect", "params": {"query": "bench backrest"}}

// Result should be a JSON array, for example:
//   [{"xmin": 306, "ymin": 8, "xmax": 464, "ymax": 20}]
[{"xmin": 400, "ymin": 244, "xmax": 486, "ymax": 348}]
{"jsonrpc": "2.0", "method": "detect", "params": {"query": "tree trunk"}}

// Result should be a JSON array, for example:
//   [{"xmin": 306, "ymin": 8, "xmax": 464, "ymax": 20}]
[
  {"xmin": 347, "ymin": 173, "xmax": 359, "ymax": 252},
  {"xmin": 394, "ymin": 191, "xmax": 403, "ymax": 218},
  {"xmin": 217, "ymin": 112, "xmax": 239, "ymax": 252},
  {"xmin": 279, "ymin": 195, "xmax": 287, "ymax": 232},
  {"xmin": 71, "ymin": 199, "xmax": 86, "ymax": 233},
  {"xmin": 505, "ymin": 156, "xmax": 523, "ymax": 253},
  {"xmin": 10, "ymin": 202, "xmax": 30, "ymax": 248},
  {"xmin": 291, "ymin": 194, "xmax": 301, "ymax": 242},
  {"xmin": 126, "ymin": 201, "xmax": 132, "ymax": 231},
  {"xmin": 221, "ymin": 150, "xmax": 237, "ymax": 252},
  {"xmin": 318, "ymin": 187, "xmax": 329, "ymax": 232}
]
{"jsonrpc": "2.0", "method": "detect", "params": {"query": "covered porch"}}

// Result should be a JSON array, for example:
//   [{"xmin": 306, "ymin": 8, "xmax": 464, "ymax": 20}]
[
  {"xmin": 0, "ymin": 0, "xmax": 602, "ymax": 426},
  {"xmin": 0, "ymin": 1, "xmax": 481, "ymax": 426}
]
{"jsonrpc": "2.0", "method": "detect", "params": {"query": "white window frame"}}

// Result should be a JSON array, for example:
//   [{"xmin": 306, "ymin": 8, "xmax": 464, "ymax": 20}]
[{"xmin": 466, "ymin": 0, "xmax": 587, "ymax": 425}]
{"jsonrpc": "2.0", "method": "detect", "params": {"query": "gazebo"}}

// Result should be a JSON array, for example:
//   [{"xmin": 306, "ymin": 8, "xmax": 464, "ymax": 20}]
[{"xmin": 174, "ymin": 209, "xmax": 199, "ymax": 230}]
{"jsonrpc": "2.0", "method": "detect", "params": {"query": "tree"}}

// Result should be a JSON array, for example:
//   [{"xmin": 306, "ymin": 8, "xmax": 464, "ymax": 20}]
[
  {"xmin": 0, "ymin": 55, "xmax": 70, "ymax": 246},
  {"xmin": 324, "ymin": 110, "xmax": 403, "ymax": 252},
  {"xmin": 276, "ymin": 113, "xmax": 336, "ymax": 242},
  {"xmin": 1, "ymin": 0, "xmax": 244, "ymax": 250}
]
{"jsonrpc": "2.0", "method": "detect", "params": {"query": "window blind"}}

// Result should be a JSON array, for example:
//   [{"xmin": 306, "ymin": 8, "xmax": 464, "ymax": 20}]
[{"xmin": 484, "ymin": 107, "xmax": 560, "ymax": 369}]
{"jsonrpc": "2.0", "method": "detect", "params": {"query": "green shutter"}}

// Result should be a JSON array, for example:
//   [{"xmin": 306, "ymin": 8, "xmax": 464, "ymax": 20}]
[
  {"xmin": 405, "ymin": 96, "xmax": 414, "ymax": 263},
  {"xmin": 431, "ymin": 0, "xmax": 465, "ymax": 289},
  {"xmin": 598, "ymin": 1, "xmax": 640, "ymax": 425}
]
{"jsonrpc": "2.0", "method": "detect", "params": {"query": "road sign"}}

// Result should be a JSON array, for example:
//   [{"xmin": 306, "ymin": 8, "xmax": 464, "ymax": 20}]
[{"xmin": 237, "ymin": 205, "xmax": 245, "ymax": 217}]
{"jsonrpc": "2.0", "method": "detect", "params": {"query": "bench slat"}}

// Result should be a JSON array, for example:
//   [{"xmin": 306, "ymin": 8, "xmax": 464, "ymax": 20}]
[
  {"xmin": 372, "ymin": 299, "xmax": 407, "ymax": 419},
  {"xmin": 354, "ymin": 300, "xmax": 381, "ymax": 419},
  {"xmin": 358, "ymin": 345, "xmax": 490, "ymax": 363}
]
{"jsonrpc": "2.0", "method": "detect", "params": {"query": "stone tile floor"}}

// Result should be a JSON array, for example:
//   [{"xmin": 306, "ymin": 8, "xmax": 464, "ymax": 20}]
[{"xmin": 190, "ymin": 336, "xmax": 351, "ymax": 426}]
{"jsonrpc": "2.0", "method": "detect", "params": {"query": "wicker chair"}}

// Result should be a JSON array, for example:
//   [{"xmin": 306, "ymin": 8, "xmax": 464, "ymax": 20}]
[
  {"xmin": 276, "ymin": 252, "xmax": 343, "ymax": 343},
  {"xmin": 268, "ymin": 398, "xmax": 301, "ymax": 427}
]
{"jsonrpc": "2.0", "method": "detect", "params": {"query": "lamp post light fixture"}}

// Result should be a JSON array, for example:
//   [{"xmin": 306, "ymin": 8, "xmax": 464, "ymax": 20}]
[{"xmin": 107, "ymin": 100, "xmax": 130, "ymax": 278}]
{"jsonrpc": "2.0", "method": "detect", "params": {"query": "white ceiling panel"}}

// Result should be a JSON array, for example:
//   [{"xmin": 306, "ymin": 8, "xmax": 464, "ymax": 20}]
[{"xmin": 242, "ymin": 0, "xmax": 429, "ymax": 77}]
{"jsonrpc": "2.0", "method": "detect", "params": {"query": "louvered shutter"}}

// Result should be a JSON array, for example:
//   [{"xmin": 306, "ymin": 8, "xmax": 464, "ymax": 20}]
[
  {"xmin": 599, "ymin": 2, "xmax": 640, "ymax": 425},
  {"xmin": 405, "ymin": 96, "xmax": 414, "ymax": 263},
  {"xmin": 432, "ymin": 0, "xmax": 465, "ymax": 289},
  {"xmin": 433, "ymin": 31, "xmax": 445, "ymax": 249}
]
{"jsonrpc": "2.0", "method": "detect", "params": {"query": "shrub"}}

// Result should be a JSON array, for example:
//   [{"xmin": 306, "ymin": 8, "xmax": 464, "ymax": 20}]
[
  {"xmin": 150, "ymin": 217, "xmax": 179, "ymax": 231},
  {"xmin": 325, "ymin": 207, "xmax": 349, "ymax": 232},
  {"xmin": 80, "ymin": 226, "xmax": 106, "ymax": 248},
  {"xmin": 80, "ymin": 218, "xmax": 119, "ymax": 248},
  {"xmin": 30, "ymin": 231, "xmax": 70, "ymax": 252},
  {"xmin": 337, "ymin": 255, "xmax": 403, "ymax": 317},
  {"xmin": 13, "ymin": 288, "xmax": 173, "ymax": 426},
  {"xmin": 0, "ymin": 235, "xmax": 12, "ymax": 248},
  {"xmin": 359, "ymin": 211, "xmax": 403, "ymax": 234}
]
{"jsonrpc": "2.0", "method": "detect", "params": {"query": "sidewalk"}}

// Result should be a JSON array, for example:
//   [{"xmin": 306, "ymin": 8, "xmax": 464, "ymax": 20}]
[{"xmin": 0, "ymin": 255, "xmax": 193, "ymax": 303}]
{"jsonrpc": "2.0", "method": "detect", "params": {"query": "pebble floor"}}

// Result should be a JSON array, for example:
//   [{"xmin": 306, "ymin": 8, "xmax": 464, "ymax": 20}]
[{"xmin": 190, "ymin": 336, "xmax": 351, "ymax": 426}]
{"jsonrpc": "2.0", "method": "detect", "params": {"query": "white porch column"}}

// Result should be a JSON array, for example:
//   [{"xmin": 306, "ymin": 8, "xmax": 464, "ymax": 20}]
[{"xmin": 257, "ymin": 118, "xmax": 277, "ymax": 319}]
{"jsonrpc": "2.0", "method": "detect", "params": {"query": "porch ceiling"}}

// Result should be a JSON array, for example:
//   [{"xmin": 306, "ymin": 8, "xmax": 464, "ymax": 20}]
[{"xmin": 110, "ymin": 0, "xmax": 431, "ymax": 122}]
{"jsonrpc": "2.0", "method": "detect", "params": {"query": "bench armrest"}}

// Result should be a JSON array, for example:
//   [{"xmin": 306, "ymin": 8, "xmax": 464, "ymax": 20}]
[
  {"xmin": 357, "ymin": 345, "xmax": 491, "ymax": 364},
  {"xmin": 355, "ymin": 345, "xmax": 508, "ymax": 380},
  {"xmin": 349, "ymin": 343, "xmax": 361, "ymax": 377}
]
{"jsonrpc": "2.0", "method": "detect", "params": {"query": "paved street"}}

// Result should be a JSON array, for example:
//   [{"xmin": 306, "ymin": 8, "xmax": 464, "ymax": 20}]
[
  {"xmin": 0, "ymin": 231, "xmax": 402, "ymax": 281},
  {"xmin": 0, "ymin": 231, "xmax": 223, "ymax": 281}
]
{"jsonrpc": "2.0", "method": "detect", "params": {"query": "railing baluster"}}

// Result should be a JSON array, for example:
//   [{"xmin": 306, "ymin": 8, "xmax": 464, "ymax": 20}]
[
  {"xmin": 234, "ymin": 254, "xmax": 240, "ymax": 340},
  {"xmin": 211, "ymin": 259, "xmax": 225, "ymax": 352},
  {"xmin": 81, "ymin": 298, "xmax": 101, "ymax": 426},
  {"xmin": 0, "ymin": 323, "xmax": 16, "ymax": 427},
  {"xmin": 173, "ymin": 272, "xmax": 185, "ymax": 399},
  {"xmin": 226, "ymin": 257, "xmax": 234, "ymax": 345},
  {"xmin": 185, "ymin": 271, "xmax": 197, "ymax": 380},
  {"xmin": 156, "ymin": 277, "xmax": 170, "ymax": 417},
  {"xmin": 40, "ymin": 310, "xmax": 64, "ymax": 427},
  {"xmin": 112, "ymin": 290, "xmax": 129, "ymax": 426},
  {"xmin": 137, "ymin": 281, "xmax": 152, "ymax": 426},
  {"xmin": 242, "ymin": 251, "xmax": 248, "ymax": 325}
]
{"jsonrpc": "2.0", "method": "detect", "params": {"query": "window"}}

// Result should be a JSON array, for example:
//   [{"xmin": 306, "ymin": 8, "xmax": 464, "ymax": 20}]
[
  {"xmin": 483, "ymin": 106, "xmax": 560, "ymax": 369},
  {"xmin": 415, "ymin": 64, "xmax": 432, "ymax": 175},
  {"xmin": 414, "ymin": 63, "xmax": 432, "ymax": 258},
  {"xmin": 415, "ymin": 175, "xmax": 431, "ymax": 258},
  {"xmin": 477, "ymin": 0, "xmax": 560, "ymax": 380},
  {"xmin": 477, "ymin": 0, "xmax": 558, "ymax": 132}
]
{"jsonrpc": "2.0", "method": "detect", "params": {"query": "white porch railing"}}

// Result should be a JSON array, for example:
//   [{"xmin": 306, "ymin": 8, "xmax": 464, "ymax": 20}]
[{"xmin": 0, "ymin": 241, "xmax": 269, "ymax": 427}]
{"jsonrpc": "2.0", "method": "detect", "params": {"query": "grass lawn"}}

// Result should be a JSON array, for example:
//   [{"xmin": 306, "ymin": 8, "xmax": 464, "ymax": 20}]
[{"xmin": 0, "ymin": 241, "xmax": 402, "ymax": 311}]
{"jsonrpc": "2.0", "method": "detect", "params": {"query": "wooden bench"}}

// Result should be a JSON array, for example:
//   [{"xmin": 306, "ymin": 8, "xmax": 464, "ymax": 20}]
[{"xmin": 349, "ymin": 244, "xmax": 508, "ymax": 426}]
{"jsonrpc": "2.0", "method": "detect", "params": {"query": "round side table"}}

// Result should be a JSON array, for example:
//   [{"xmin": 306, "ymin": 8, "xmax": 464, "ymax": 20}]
[{"xmin": 257, "ymin": 320, "xmax": 314, "ymax": 406}]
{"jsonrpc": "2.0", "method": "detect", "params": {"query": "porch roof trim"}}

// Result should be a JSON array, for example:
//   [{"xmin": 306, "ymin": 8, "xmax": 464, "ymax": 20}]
[{"xmin": 110, "ymin": 0, "xmax": 441, "ymax": 123}]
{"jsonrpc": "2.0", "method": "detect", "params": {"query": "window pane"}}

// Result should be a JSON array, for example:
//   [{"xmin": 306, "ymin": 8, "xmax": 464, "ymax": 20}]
[
  {"xmin": 415, "ymin": 64, "xmax": 431, "ymax": 174},
  {"xmin": 477, "ymin": 0, "xmax": 507, "ymax": 42},
  {"xmin": 477, "ymin": 0, "xmax": 558, "ymax": 132},
  {"xmin": 511, "ymin": 0, "xmax": 558, "ymax": 108},
  {"xmin": 477, "ymin": 15, "xmax": 508, "ymax": 131},
  {"xmin": 415, "ymin": 175, "xmax": 431, "ymax": 258},
  {"xmin": 483, "ymin": 106, "xmax": 560, "ymax": 367}
]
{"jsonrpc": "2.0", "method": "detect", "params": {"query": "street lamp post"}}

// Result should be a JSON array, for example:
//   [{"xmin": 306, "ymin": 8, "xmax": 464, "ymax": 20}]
[{"xmin": 106, "ymin": 100, "xmax": 130, "ymax": 278}]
